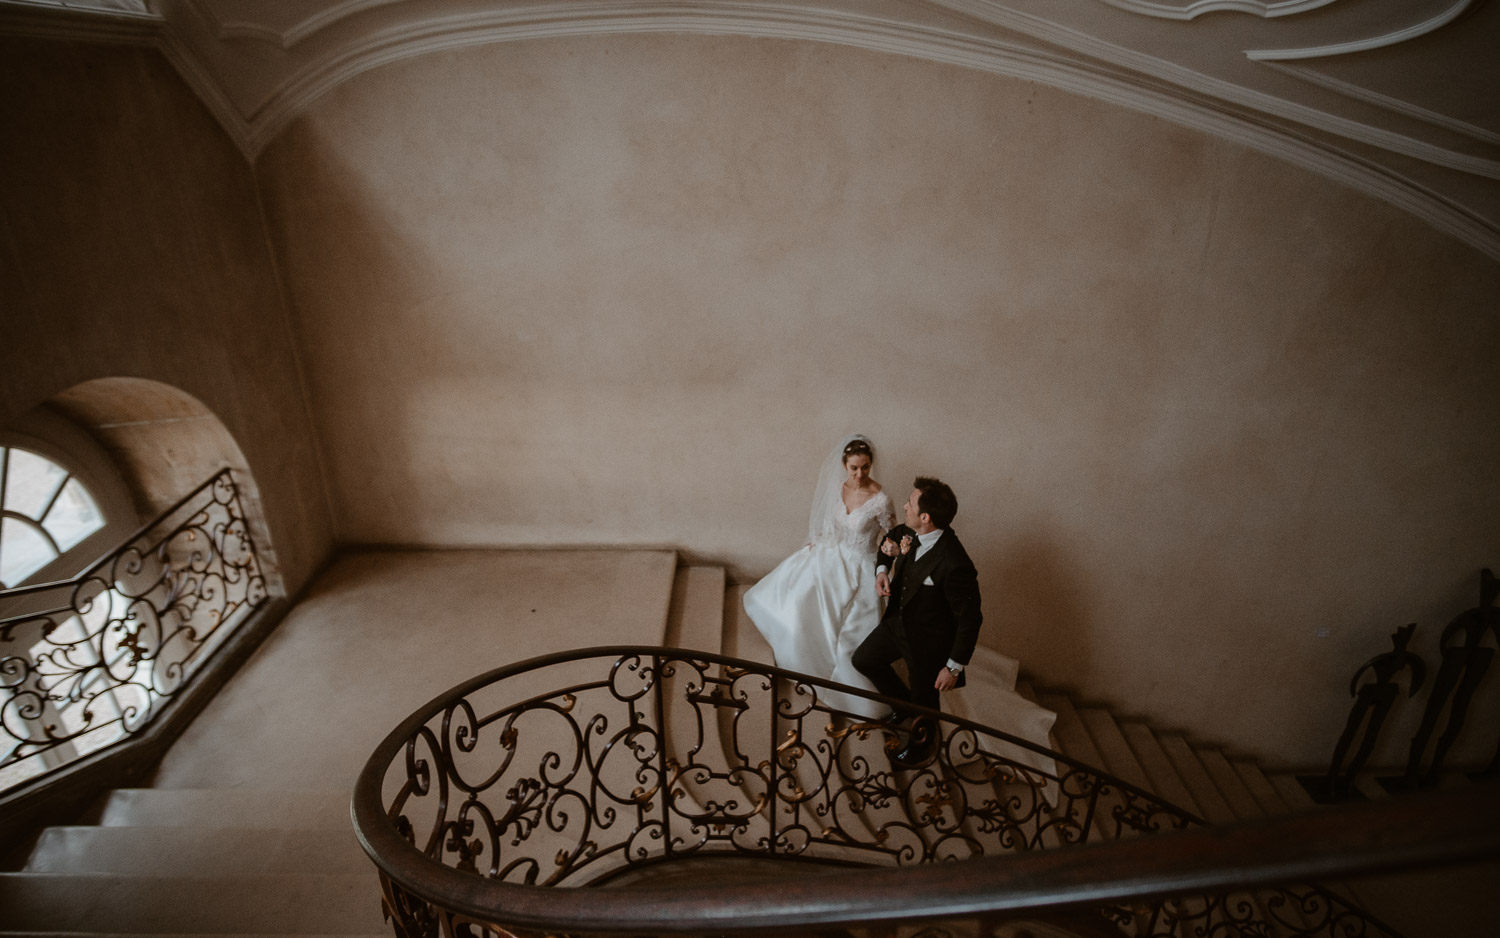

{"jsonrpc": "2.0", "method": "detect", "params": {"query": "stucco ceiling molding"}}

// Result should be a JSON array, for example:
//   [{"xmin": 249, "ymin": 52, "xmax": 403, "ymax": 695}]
[
  {"xmin": 1096, "ymin": 0, "xmax": 1339, "ymax": 21},
  {"xmin": 196, "ymin": 0, "xmax": 407, "ymax": 49},
  {"xmin": 1245, "ymin": 0, "xmax": 1473, "ymax": 60},
  {"xmin": 930, "ymin": 0, "xmax": 1500, "ymax": 180},
  {"xmin": 0, "ymin": 1, "xmax": 158, "ymax": 42},
  {"xmin": 1259, "ymin": 60, "xmax": 1500, "ymax": 148},
  {"xmin": 1, "ymin": 0, "xmax": 1495, "ymax": 260},
  {"xmin": 154, "ymin": 24, "xmax": 255, "ymax": 149},
  {"xmin": 214, "ymin": 0, "xmax": 1499, "ymax": 260}
]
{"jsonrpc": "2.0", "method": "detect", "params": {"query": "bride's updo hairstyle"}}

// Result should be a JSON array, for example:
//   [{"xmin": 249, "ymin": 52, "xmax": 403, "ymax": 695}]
[{"xmin": 842, "ymin": 438, "xmax": 874, "ymax": 465}]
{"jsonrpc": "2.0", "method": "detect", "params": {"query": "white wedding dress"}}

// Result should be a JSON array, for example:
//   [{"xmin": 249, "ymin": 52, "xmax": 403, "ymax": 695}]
[
  {"xmin": 743, "ymin": 486, "xmax": 896, "ymax": 718},
  {"xmin": 743, "ymin": 435, "xmax": 1059, "ymax": 787}
]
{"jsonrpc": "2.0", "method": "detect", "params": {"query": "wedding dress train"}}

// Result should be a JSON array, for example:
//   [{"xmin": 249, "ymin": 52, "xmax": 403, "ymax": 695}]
[
  {"xmin": 742, "ymin": 435, "xmax": 1057, "ymax": 776},
  {"xmin": 742, "ymin": 489, "xmax": 896, "ymax": 718}
]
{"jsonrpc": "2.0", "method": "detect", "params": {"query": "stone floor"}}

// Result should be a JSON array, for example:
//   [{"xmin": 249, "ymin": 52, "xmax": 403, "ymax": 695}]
[{"xmin": 151, "ymin": 548, "xmax": 677, "ymax": 790}]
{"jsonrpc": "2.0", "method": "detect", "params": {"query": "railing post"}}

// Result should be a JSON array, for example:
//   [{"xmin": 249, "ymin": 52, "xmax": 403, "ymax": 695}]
[
  {"xmin": 767, "ymin": 674, "xmax": 779, "ymax": 852},
  {"xmin": 1081, "ymin": 773, "xmax": 1100, "ymax": 844},
  {"xmin": 653, "ymin": 651, "xmax": 672, "ymax": 861}
]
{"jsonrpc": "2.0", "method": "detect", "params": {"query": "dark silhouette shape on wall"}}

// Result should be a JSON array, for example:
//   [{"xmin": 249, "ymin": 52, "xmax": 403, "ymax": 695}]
[
  {"xmin": 1311, "ymin": 623, "xmax": 1426, "ymax": 802},
  {"xmin": 1390, "ymin": 569, "xmax": 1499, "ymax": 791}
]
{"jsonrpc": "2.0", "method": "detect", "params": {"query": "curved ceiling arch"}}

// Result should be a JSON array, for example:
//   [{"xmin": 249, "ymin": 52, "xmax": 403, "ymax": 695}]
[
  {"xmin": 2, "ymin": 0, "xmax": 1496, "ymax": 259},
  {"xmin": 235, "ymin": 3, "xmax": 1500, "ymax": 260}
]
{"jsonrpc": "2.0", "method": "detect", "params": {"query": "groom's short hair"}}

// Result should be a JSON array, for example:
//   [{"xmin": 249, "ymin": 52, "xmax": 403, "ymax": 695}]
[{"xmin": 913, "ymin": 477, "xmax": 957, "ymax": 529}]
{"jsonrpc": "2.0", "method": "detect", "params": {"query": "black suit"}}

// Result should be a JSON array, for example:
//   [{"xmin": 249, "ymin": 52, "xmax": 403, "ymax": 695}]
[{"xmin": 853, "ymin": 525, "xmax": 983, "ymax": 713}]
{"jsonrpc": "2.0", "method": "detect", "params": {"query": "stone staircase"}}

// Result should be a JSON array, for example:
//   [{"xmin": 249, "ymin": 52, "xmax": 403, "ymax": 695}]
[
  {"xmin": 0, "ymin": 556, "xmax": 1469, "ymax": 936},
  {"xmin": 2, "ymin": 788, "xmax": 382, "ymax": 936},
  {"xmin": 675, "ymin": 566, "xmax": 1323, "ymax": 827}
]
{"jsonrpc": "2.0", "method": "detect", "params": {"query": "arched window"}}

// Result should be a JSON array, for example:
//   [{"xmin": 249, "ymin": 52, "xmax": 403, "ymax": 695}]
[{"xmin": 0, "ymin": 446, "xmax": 106, "ymax": 588}]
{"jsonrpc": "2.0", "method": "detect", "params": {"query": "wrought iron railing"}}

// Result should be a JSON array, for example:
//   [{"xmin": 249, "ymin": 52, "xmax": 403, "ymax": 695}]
[
  {"xmin": 0, "ymin": 469, "xmax": 267, "ymax": 793},
  {"xmin": 353, "ymin": 646, "xmax": 1407, "ymax": 938}
]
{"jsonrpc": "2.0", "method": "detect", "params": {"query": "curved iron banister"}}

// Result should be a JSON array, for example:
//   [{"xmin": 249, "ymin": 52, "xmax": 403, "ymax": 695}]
[
  {"xmin": 1, "ymin": 468, "xmax": 268, "ymax": 793},
  {"xmin": 352, "ymin": 645, "xmax": 1426, "ymax": 937},
  {"xmin": 0, "ymin": 468, "xmax": 248, "ymax": 601}
]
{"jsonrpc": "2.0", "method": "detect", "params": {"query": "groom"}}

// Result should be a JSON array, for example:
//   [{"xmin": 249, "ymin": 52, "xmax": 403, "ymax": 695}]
[{"xmin": 852, "ymin": 476, "xmax": 982, "ymax": 765}]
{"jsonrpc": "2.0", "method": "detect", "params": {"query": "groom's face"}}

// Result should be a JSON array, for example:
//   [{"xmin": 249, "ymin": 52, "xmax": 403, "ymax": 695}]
[{"xmin": 904, "ymin": 488, "xmax": 930, "ymax": 531}]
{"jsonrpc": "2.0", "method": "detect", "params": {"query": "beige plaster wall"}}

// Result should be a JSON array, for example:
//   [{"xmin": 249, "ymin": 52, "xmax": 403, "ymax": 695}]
[
  {"xmin": 257, "ymin": 34, "xmax": 1500, "ymax": 768},
  {"xmin": 0, "ymin": 37, "xmax": 333, "ymax": 598}
]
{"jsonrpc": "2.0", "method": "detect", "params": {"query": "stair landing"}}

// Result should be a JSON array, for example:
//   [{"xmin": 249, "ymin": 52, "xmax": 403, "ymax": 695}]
[{"xmin": 152, "ymin": 548, "xmax": 678, "ymax": 791}]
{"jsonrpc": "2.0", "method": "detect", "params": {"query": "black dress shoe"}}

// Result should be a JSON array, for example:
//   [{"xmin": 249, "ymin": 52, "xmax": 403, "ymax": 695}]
[
  {"xmin": 891, "ymin": 740, "xmax": 936, "ymax": 768},
  {"xmin": 876, "ymin": 709, "xmax": 914, "ymax": 727},
  {"xmin": 890, "ymin": 717, "xmax": 938, "ymax": 767}
]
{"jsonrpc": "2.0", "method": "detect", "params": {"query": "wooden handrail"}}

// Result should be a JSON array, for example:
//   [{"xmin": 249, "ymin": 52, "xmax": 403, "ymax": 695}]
[
  {"xmin": 359, "ymin": 781, "xmax": 1498, "ymax": 933},
  {"xmin": 352, "ymin": 646, "xmax": 1500, "ymax": 935}
]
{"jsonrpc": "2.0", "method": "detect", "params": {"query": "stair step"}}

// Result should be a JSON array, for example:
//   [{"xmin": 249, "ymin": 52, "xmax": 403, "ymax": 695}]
[
  {"xmin": 1076, "ymin": 708, "xmax": 1151, "ymax": 791},
  {"xmin": 1353, "ymin": 773, "xmax": 1392, "ymax": 802},
  {"xmin": 1035, "ymin": 693, "xmax": 1127, "ymax": 843},
  {"xmin": 99, "ymin": 789, "xmax": 350, "ymax": 830},
  {"xmin": 1118, "ymin": 722, "xmax": 1202, "ymax": 817},
  {"xmin": 1157, "ymin": 735, "xmax": 1236, "ymax": 824},
  {"xmin": 1013, "ymin": 679, "xmax": 1059, "ymax": 752},
  {"xmin": 1268, "ymin": 773, "xmax": 1319, "ymax": 812},
  {"xmin": 1232, "ymin": 760, "xmax": 1288, "ymax": 815},
  {"xmin": 664, "ymin": 565, "xmax": 726, "ymax": 653},
  {"xmin": 1034, "ymin": 694, "xmax": 1102, "ymax": 766},
  {"xmin": 0, "ymin": 872, "xmax": 385, "ymax": 933},
  {"xmin": 722, "ymin": 584, "xmax": 773, "ymax": 665},
  {"xmin": 1197, "ymin": 749, "xmax": 1264, "ymax": 819},
  {"xmin": 24, "ymin": 825, "xmax": 371, "ymax": 874}
]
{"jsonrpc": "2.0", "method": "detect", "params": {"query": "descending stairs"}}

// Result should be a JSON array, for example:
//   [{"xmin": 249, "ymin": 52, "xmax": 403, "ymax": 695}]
[
  {"xmin": 674, "ymin": 564, "xmax": 1324, "ymax": 827},
  {"xmin": 2, "ymin": 788, "xmax": 383, "ymax": 936},
  {"xmin": 0, "ymin": 556, "xmax": 1468, "ymax": 936}
]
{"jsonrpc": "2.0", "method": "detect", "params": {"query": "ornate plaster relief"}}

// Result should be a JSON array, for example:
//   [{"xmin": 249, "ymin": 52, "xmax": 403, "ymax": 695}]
[
  {"xmin": 196, "ymin": 0, "xmax": 407, "ymax": 49},
  {"xmin": 1096, "ymin": 0, "xmax": 1338, "ymax": 21},
  {"xmin": 1245, "ymin": 0, "xmax": 1475, "ymax": 60}
]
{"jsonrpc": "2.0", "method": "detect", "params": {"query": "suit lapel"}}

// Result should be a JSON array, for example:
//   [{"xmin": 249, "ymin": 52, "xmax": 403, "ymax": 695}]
[
  {"xmin": 899, "ymin": 532, "xmax": 947, "ymax": 609},
  {"xmin": 889, "ymin": 543, "xmax": 913, "ymax": 602}
]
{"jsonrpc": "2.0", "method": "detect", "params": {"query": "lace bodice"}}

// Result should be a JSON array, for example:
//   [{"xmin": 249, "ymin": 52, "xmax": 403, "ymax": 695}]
[{"xmin": 822, "ymin": 490, "xmax": 897, "ymax": 555}]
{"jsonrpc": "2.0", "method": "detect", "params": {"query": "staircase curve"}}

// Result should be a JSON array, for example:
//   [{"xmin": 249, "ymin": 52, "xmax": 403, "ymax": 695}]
[
  {"xmin": 5, "ymin": 557, "xmax": 1494, "ymax": 936},
  {"xmin": 350, "ymin": 636, "xmax": 1406, "ymax": 938}
]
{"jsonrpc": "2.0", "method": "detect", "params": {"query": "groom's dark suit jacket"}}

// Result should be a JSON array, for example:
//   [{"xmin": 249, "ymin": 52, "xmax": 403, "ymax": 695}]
[{"xmin": 877, "ymin": 524, "xmax": 983, "ymax": 689}]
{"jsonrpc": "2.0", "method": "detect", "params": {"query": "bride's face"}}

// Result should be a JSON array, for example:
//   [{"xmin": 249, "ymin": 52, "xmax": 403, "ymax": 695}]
[{"xmin": 844, "ymin": 453, "xmax": 871, "ymax": 486}]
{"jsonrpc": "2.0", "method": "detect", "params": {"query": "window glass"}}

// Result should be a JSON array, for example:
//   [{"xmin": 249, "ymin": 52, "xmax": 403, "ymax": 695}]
[
  {"xmin": 0, "ymin": 447, "xmax": 107, "ymax": 588},
  {"xmin": 3, "ymin": 448, "xmax": 67, "ymax": 517},
  {"xmin": 0, "ymin": 517, "xmax": 54, "ymax": 587},
  {"xmin": 43, "ymin": 478, "xmax": 104, "ymax": 552}
]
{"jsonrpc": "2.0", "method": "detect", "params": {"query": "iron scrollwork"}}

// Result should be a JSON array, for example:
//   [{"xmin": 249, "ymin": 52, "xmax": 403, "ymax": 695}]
[
  {"xmin": 363, "ymin": 647, "xmax": 1399, "ymax": 938},
  {"xmin": 0, "ymin": 469, "xmax": 267, "ymax": 792}
]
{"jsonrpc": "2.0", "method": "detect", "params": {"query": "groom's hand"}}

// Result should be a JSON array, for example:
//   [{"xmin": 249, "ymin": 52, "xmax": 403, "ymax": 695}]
[
  {"xmin": 934, "ymin": 668, "xmax": 958, "ymax": 692},
  {"xmin": 876, "ymin": 571, "xmax": 891, "ymax": 596}
]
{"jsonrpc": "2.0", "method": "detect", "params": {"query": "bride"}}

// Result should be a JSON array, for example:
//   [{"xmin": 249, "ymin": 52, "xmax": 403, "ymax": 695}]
[{"xmin": 743, "ymin": 435, "xmax": 896, "ymax": 717}]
